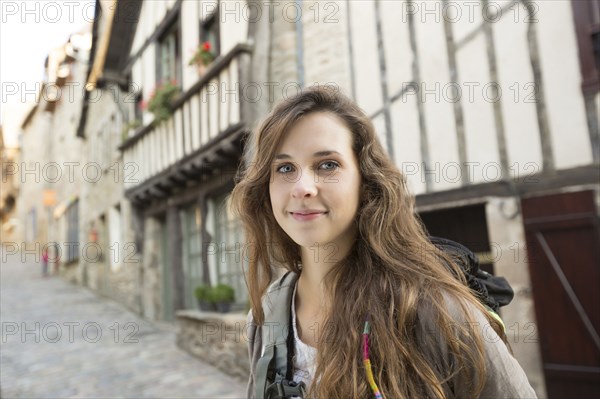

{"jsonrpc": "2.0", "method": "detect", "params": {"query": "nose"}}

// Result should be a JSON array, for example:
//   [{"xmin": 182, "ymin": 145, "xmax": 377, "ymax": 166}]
[{"xmin": 291, "ymin": 168, "xmax": 318, "ymax": 198}]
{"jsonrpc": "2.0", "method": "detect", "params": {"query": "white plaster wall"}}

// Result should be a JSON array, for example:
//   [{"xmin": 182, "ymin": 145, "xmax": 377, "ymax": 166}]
[
  {"xmin": 181, "ymin": 0, "xmax": 201, "ymax": 91},
  {"xmin": 381, "ymin": 0, "xmax": 413, "ymax": 96},
  {"xmin": 391, "ymin": 97, "xmax": 426, "ymax": 195},
  {"xmin": 450, "ymin": 0, "xmax": 485, "ymax": 44},
  {"xmin": 156, "ymin": 1, "xmax": 167, "ymax": 26},
  {"xmin": 414, "ymin": 0, "xmax": 460, "ymax": 191},
  {"xmin": 456, "ymin": 34, "xmax": 501, "ymax": 184},
  {"xmin": 348, "ymin": 0, "xmax": 383, "ymax": 115},
  {"xmin": 492, "ymin": 3, "xmax": 543, "ymax": 180},
  {"xmin": 535, "ymin": 0, "xmax": 592, "ymax": 169},
  {"xmin": 218, "ymin": 1, "xmax": 250, "ymax": 55}
]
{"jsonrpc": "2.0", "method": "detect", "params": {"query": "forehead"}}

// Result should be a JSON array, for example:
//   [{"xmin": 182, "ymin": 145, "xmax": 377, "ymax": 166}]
[{"xmin": 277, "ymin": 112, "xmax": 354, "ymax": 155}]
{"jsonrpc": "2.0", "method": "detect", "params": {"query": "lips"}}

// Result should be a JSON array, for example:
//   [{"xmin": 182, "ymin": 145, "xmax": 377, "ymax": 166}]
[
  {"xmin": 290, "ymin": 210, "xmax": 327, "ymax": 221},
  {"xmin": 291, "ymin": 209, "xmax": 327, "ymax": 215}
]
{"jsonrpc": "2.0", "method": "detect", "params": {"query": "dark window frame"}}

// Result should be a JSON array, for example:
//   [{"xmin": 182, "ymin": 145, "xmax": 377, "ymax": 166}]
[
  {"xmin": 199, "ymin": 5, "xmax": 220, "ymax": 59},
  {"xmin": 571, "ymin": 0, "xmax": 600, "ymax": 94},
  {"xmin": 156, "ymin": 16, "xmax": 182, "ymax": 87},
  {"xmin": 66, "ymin": 199, "xmax": 80, "ymax": 263}
]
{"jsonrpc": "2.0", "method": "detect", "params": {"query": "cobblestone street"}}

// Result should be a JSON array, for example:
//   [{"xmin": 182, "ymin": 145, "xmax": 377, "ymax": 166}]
[{"xmin": 0, "ymin": 250, "xmax": 247, "ymax": 398}]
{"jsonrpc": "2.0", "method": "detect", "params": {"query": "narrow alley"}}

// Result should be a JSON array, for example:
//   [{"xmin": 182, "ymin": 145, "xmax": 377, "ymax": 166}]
[{"xmin": 0, "ymin": 250, "xmax": 247, "ymax": 398}]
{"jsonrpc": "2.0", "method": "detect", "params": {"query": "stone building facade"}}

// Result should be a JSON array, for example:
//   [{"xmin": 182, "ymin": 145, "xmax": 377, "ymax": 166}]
[
  {"xmin": 47, "ymin": 33, "xmax": 92, "ymax": 282},
  {"xmin": 0, "ymin": 127, "xmax": 21, "ymax": 244},
  {"xmin": 16, "ymin": 29, "xmax": 92, "ymax": 276},
  {"xmin": 18, "ymin": 103, "xmax": 53, "ymax": 248}
]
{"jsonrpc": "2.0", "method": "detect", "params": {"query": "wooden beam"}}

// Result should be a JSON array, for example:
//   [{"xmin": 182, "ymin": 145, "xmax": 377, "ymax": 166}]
[
  {"xmin": 147, "ymin": 187, "xmax": 168, "ymax": 199},
  {"xmin": 167, "ymin": 174, "xmax": 186, "ymax": 187},
  {"xmin": 416, "ymin": 165, "xmax": 600, "ymax": 210}
]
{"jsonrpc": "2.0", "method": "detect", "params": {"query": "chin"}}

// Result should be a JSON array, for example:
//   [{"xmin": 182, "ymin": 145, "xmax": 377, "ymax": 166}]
[{"xmin": 293, "ymin": 237, "xmax": 330, "ymax": 248}]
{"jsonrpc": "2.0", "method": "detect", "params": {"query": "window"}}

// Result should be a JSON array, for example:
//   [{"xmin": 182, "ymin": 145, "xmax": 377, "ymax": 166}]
[
  {"xmin": 108, "ymin": 204, "xmax": 122, "ymax": 271},
  {"xmin": 65, "ymin": 199, "xmax": 79, "ymax": 263},
  {"xmin": 571, "ymin": 0, "xmax": 600, "ymax": 94},
  {"xmin": 123, "ymin": 73, "xmax": 143, "ymax": 125},
  {"xmin": 181, "ymin": 204, "xmax": 204, "ymax": 309},
  {"xmin": 208, "ymin": 191, "xmax": 248, "ymax": 308},
  {"xmin": 157, "ymin": 19, "xmax": 181, "ymax": 86},
  {"xmin": 26, "ymin": 207, "xmax": 36, "ymax": 243},
  {"xmin": 105, "ymin": 114, "xmax": 115, "ymax": 167},
  {"xmin": 200, "ymin": 8, "xmax": 220, "ymax": 59},
  {"xmin": 134, "ymin": 91, "xmax": 143, "ymax": 122}
]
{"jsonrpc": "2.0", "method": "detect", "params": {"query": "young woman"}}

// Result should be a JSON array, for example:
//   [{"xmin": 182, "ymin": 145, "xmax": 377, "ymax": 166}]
[{"xmin": 230, "ymin": 85, "xmax": 537, "ymax": 398}]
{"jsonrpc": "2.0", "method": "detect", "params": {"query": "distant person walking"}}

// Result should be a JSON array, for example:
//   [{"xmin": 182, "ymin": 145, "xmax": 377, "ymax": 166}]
[{"xmin": 41, "ymin": 247, "xmax": 49, "ymax": 277}]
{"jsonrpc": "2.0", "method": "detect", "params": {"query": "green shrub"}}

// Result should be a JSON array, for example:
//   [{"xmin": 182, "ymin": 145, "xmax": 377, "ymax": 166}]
[
  {"xmin": 194, "ymin": 284, "xmax": 212, "ymax": 302},
  {"xmin": 146, "ymin": 81, "xmax": 180, "ymax": 124},
  {"xmin": 210, "ymin": 283, "xmax": 235, "ymax": 303}
]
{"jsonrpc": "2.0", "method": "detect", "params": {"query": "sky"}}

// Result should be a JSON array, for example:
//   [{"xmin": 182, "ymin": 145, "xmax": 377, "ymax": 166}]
[{"xmin": 0, "ymin": 0, "xmax": 95, "ymax": 148}]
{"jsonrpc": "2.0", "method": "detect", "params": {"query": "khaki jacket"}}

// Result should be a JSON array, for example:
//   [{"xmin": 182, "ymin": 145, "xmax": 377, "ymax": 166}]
[{"xmin": 246, "ymin": 275, "xmax": 538, "ymax": 399}]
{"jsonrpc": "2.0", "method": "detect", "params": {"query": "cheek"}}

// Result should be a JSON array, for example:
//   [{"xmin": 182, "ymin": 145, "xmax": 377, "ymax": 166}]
[
  {"xmin": 349, "ymin": 179, "xmax": 362, "ymax": 213},
  {"xmin": 347, "ymin": 175, "xmax": 361, "ymax": 199},
  {"xmin": 269, "ymin": 183, "xmax": 283, "ymax": 209}
]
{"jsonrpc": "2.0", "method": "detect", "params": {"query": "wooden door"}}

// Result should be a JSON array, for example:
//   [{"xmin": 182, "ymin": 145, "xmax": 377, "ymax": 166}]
[{"xmin": 522, "ymin": 190, "xmax": 600, "ymax": 398}]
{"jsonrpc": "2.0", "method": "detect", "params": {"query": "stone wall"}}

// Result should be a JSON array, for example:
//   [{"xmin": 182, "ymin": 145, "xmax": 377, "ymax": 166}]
[
  {"xmin": 141, "ymin": 217, "xmax": 164, "ymax": 321},
  {"xmin": 485, "ymin": 196, "xmax": 546, "ymax": 398},
  {"xmin": 176, "ymin": 310, "xmax": 249, "ymax": 382}
]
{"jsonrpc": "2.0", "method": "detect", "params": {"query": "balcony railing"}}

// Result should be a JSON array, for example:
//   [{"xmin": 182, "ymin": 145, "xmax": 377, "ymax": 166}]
[{"xmin": 120, "ymin": 43, "xmax": 252, "ymax": 192}]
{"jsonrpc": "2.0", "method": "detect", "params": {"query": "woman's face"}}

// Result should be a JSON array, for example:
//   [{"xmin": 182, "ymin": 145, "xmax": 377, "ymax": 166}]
[{"xmin": 269, "ymin": 111, "xmax": 362, "ymax": 255}]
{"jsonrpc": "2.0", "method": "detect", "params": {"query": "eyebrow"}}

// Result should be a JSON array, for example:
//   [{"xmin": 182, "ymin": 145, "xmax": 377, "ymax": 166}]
[{"xmin": 274, "ymin": 150, "xmax": 342, "ymax": 160}]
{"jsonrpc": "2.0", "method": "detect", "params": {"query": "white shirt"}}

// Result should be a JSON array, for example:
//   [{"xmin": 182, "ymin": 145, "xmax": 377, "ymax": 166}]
[{"xmin": 291, "ymin": 282, "xmax": 317, "ymax": 395}]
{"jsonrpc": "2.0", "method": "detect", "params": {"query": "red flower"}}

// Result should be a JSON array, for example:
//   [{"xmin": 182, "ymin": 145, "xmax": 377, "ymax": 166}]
[{"xmin": 188, "ymin": 41, "xmax": 215, "ymax": 66}]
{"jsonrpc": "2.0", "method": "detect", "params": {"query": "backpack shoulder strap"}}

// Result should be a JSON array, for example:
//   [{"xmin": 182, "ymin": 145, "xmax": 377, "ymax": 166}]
[{"xmin": 255, "ymin": 271, "xmax": 306, "ymax": 398}]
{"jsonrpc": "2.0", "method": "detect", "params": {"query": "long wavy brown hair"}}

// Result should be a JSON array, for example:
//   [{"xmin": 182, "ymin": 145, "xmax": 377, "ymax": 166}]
[{"xmin": 229, "ymin": 85, "xmax": 506, "ymax": 398}]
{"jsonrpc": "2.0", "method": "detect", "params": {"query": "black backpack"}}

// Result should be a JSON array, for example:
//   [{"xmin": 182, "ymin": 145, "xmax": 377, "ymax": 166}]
[{"xmin": 429, "ymin": 236, "xmax": 514, "ymax": 313}]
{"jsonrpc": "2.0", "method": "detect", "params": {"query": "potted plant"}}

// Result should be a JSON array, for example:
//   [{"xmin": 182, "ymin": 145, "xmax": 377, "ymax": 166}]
[
  {"xmin": 210, "ymin": 283, "xmax": 235, "ymax": 313},
  {"xmin": 145, "ymin": 80, "xmax": 180, "ymax": 124},
  {"xmin": 188, "ymin": 41, "xmax": 215, "ymax": 75},
  {"xmin": 194, "ymin": 284, "xmax": 215, "ymax": 311}
]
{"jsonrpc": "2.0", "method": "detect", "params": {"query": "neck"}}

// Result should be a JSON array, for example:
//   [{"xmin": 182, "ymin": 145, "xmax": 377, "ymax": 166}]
[{"xmin": 296, "ymin": 233, "xmax": 356, "ymax": 315}]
